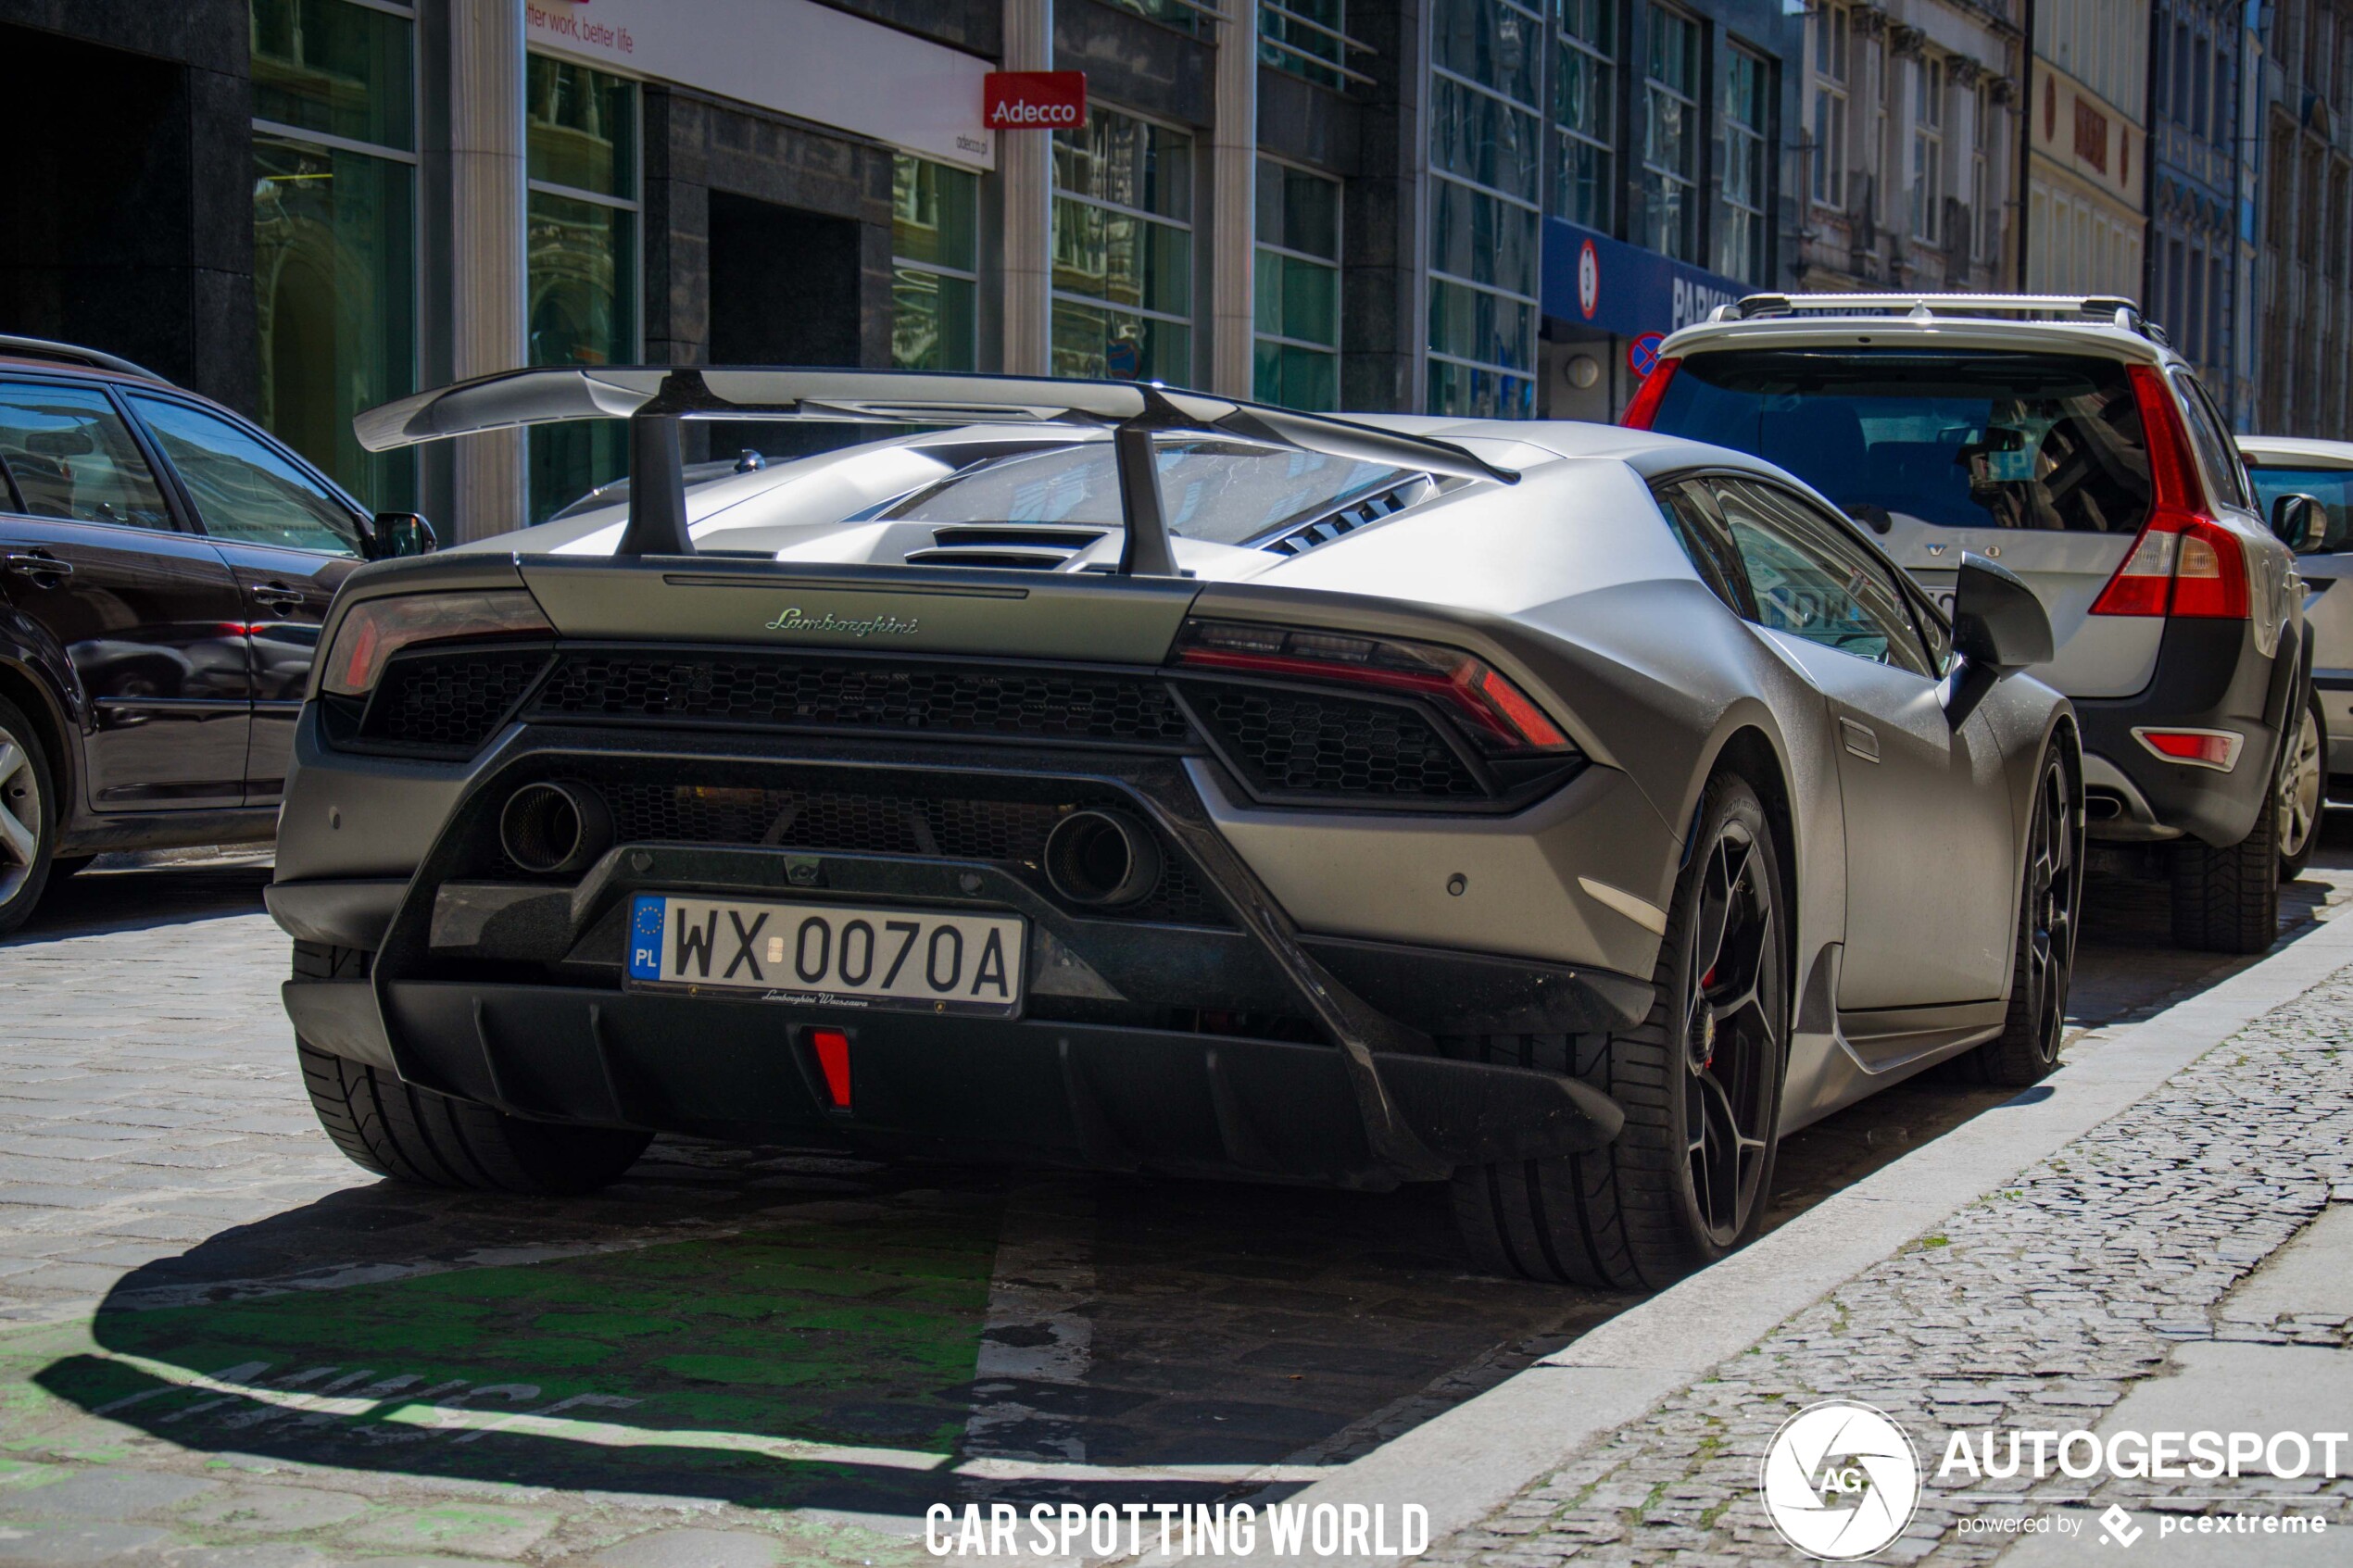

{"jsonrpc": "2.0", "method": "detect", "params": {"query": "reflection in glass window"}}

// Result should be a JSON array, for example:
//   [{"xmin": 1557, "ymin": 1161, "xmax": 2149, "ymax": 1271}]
[
  {"xmin": 250, "ymin": 0, "xmax": 414, "ymax": 150},
  {"xmin": 1052, "ymin": 107, "xmax": 1193, "ymax": 382},
  {"xmin": 0, "ymin": 384, "xmax": 171, "ymax": 530},
  {"xmin": 1717, "ymin": 49, "xmax": 1770, "ymax": 282},
  {"xmin": 1427, "ymin": 0, "xmax": 1542, "ymax": 419},
  {"xmin": 525, "ymin": 56, "xmax": 638, "ymax": 524},
  {"xmin": 1554, "ymin": 0, "xmax": 1616, "ymax": 229},
  {"xmin": 253, "ymin": 134, "xmax": 416, "ymax": 511},
  {"xmin": 1255, "ymin": 159, "xmax": 1341, "ymax": 409},
  {"xmin": 248, "ymin": 0, "xmax": 416, "ymax": 512},
  {"xmin": 893, "ymin": 156, "xmax": 979, "ymax": 371},
  {"xmin": 129, "ymin": 395, "xmax": 360, "ymax": 555},
  {"xmin": 1260, "ymin": 0, "xmax": 1353, "ymax": 87},
  {"xmin": 1643, "ymin": 6, "xmax": 1702, "ymax": 261}
]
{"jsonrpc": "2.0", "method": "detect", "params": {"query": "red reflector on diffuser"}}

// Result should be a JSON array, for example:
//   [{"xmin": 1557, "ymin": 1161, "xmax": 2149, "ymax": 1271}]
[{"xmin": 810, "ymin": 1028, "xmax": 852, "ymax": 1108}]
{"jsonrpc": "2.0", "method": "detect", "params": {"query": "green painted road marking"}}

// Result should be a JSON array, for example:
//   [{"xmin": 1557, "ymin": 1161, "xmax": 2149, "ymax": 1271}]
[{"xmin": 2, "ymin": 1208, "xmax": 1000, "ymax": 1512}]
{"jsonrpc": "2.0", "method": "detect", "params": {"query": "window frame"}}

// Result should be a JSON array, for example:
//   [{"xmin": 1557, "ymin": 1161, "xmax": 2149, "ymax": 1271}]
[
  {"xmin": 120, "ymin": 387, "xmax": 371, "ymax": 556},
  {"xmin": 1252, "ymin": 154, "xmax": 1343, "ymax": 408},
  {"xmin": 1717, "ymin": 43, "xmax": 1772, "ymax": 283},
  {"xmin": 1642, "ymin": 3, "xmax": 1705, "ymax": 262},
  {"xmin": 890, "ymin": 152, "xmax": 983, "ymax": 372},
  {"xmin": 0, "ymin": 375, "xmax": 187, "ymax": 536},
  {"xmin": 1910, "ymin": 55, "xmax": 1945, "ymax": 245},
  {"xmin": 1051, "ymin": 101, "xmax": 1199, "ymax": 381},
  {"xmin": 1704, "ymin": 472, "xmax": 1943, "ymax": 676},
  {"xmin": 1425, "ymin": 0, "xmax": 1545, "ymax": 415},
  {"xmin": 1811, "ymin": 2, "xmax": 1852, "ymax": 211},
  {"xmin": 1554, "ymin": 0, "xmax": 1617, "ymax": 230}
]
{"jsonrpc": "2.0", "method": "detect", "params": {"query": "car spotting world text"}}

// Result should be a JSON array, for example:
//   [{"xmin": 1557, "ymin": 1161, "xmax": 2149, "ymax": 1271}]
[{"xmin": 925, "ymin": 1502, "xmax": 1431, "ymax": 1559}]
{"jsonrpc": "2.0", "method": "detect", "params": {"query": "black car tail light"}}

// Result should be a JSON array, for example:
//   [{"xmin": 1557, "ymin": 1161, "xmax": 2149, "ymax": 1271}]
[{"xmin": 1169, "ymin": 619, "xmax": 1573, "ymax": 757}]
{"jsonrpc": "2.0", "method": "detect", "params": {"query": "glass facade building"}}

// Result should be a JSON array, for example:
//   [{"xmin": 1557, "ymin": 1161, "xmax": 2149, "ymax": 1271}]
[
  {"xmin": 248, "ymin": 0, "xmax": 417, "ymax": 511},
  {"xmin": 1427, "ymin": 0, "xmax": 1544, "ymax": 418},
  {"xmin": 1051, "ymin": 107, "xmax": 1194, "ymax": 383}
]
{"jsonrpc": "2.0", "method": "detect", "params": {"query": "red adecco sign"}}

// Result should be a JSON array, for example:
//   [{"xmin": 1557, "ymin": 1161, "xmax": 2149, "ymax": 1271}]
[{"xmin": 985, "ymin": 70, "xmax": 1088, "ymax": 130}]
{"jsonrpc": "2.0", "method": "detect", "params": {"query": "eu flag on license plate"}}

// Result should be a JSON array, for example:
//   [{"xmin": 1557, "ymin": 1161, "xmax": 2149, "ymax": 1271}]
[{"xmin": 627, "ymin": 894, "xmax": 664, "ymax": 981}]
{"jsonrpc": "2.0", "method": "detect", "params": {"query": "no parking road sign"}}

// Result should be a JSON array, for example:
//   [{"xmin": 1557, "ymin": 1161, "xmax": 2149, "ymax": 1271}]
[{"xmin": 1629, "ymin": 332, "xmax": 1666, "ymax": 378}]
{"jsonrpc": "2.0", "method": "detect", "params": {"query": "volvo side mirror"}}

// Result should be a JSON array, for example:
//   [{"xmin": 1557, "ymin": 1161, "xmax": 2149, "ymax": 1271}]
[
  {"xmin": 2271, "ymin": 493, "xmax": 2330, "ymax": 554},
  {"xmin": 363, "ymin": 511, "xmax": 438, "ymax": 560}
]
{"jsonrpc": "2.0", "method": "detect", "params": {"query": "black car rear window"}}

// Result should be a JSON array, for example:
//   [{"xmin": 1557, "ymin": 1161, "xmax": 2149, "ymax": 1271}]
[{"xmin": 1651, "ymin": 349, "xmax": 2152, "ymax": 534}]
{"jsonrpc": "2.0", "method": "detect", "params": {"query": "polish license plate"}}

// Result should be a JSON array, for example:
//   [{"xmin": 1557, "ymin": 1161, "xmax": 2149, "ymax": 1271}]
[{"xmin": 625, "ymin": 894, "xmax": 1025, "ymax": 1016}]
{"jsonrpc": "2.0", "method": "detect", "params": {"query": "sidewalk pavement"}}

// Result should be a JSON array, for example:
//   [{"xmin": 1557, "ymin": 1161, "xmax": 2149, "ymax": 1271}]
[{"xmin": 1323, "ymin": 909, "xmax": 2353, "ymax": 1566}]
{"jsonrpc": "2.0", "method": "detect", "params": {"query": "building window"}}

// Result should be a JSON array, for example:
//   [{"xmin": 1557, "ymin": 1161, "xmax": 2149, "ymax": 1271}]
[
  {"xmin": 249, "ymin": 0, "xmax": 418, "ymax": 511},
  {"xmin": 1428, "ymin": 0, "xmax": 1542, "ymax": 418},
  {"xmin": 1051, "ymin": 107, "xmax": 1193, "ymax": 382},
  {"xmin": 1642, "ymin": 5, "xmax": 1702, "ymax": 261},
  {"xmin": 891, "ymin": 157, "xmax": 979, "ymax": 371},
  {"xmin": 1716, "ymin": 47, "xmax": 1769, "ymax": 282},
  {"xmin": 1554, "ymin": 0, "xmax": 1615, "ymax": 229},
  {"xmin": 524, "ymin": 54, "xmax": 638, "ymax": 524},
  {"xmin": 1910, "ymin": 56, "xmax": 1944, "ymax": 244},
  {"xmin": 1254, "ymin": 159, "xmax": 1341, "ymax": 408},
  {"xmin": 1811, "ymin": 3, "xmax": 1851, "ymax": 210},
  {"xmin": 1262, "ymin": 0, "xmax": 1357, "ymax": 88}
]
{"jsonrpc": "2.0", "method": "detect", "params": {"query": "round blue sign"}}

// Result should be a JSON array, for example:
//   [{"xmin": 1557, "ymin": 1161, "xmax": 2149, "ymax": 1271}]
[
  {"xmin": 1105, "ymin": 339, "xmax": 1141, "ymax": 380},
  {"xmin": 1629, "ymin": 332, "xmax": 1667, "ymax": 378}
]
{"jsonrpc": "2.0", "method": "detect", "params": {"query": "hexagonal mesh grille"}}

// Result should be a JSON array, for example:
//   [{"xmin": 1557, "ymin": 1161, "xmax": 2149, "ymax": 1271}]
[
  {"xmin": 361, "ymin": 649, "xmax": 551, "ymax": 752},
  {"xmin": 1179, "ymin": 683, "xmax": 1486, "ymax": 800},
  {"xmin": 530, "ymin": 651, "xmax": 1194, "ymax": 746},
  {"xmin": 595, "ymin": 783, "xmax": 1227, "ymax": 926}
]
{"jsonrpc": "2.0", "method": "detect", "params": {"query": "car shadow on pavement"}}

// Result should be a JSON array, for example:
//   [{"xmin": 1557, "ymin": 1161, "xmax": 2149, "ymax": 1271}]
[
  {"xmin": 19, "ymin": 1149, "xmax": 1614, "ymax": 1517},
  {"xmin": 4, "ymin": 858, "xmax": 271, "ymax": 945}
]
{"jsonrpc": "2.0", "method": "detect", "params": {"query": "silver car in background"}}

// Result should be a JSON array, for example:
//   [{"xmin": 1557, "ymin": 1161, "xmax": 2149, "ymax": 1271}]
[{"xmin": 2239, "ymin": 436, "xmax": 2350, "ymax": 873}]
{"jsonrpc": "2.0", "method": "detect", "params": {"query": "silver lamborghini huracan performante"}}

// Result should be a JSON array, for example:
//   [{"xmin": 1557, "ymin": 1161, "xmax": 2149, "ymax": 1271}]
[{"xmin": 267, "ymin": 369, "xmax": 2085, "ymax": 1290}]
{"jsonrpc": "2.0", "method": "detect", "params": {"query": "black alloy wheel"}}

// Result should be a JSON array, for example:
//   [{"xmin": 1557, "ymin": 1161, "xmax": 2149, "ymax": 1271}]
[
  {"xmin": 1958, "ymin": 748, "xmax": 2081, "ymax": 1085},
  {"xmin": 1447, "ymin": 771, "xmax": 1789, "ymax": 1290},
  {"xmin": 1680, "ymin": 815, "xmax": 1782, "ymax": 1248}
]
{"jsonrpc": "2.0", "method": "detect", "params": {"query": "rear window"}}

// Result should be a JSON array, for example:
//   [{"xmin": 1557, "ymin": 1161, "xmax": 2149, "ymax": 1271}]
[
  {"xmin": 886, "ymin": 441, "xmax": 1414, "ymax": 546},
  {"xmin": 1652, "ymin": 349, "xmax": 2152, "ymax": 535},
  {"xmin": 2246, "ymin": 464, "xmax": 2353, "ymax": 553}
]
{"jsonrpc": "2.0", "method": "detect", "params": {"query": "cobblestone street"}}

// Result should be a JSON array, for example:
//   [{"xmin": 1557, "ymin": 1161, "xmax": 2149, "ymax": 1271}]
[{"xmin": 1427, "ymin": 929, "xmax": 2353, "ymax": 1566}]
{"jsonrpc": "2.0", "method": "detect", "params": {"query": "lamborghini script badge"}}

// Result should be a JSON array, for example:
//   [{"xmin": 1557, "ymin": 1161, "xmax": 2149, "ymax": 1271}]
[{"xmin": 762, "ymin": 607, "xmax": 921, "ymax": 637}]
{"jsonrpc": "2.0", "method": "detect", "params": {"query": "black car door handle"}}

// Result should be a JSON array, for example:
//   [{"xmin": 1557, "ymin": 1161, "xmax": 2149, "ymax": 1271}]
[
  {"xmin": 252, "ymin": 583, "xmax": 308, "ymax": 609},
  {"xmin": 3, "ymin": 551, "xmax": 72, "ymax": 579}
]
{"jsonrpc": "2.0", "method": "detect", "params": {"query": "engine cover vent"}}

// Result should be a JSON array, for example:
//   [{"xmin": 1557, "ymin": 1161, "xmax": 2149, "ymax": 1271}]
[
  {"xmin": 1257, "ymin": 478, "xmax": 1434, "ymax": 558},
  {"xmin": 904, "ymin": 523, "xmax": 1108, "ymax": 571}
]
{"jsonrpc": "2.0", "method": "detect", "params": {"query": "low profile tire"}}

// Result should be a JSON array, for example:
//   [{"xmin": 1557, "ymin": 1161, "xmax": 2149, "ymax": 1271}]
[
  {"xmin": 2276, "ymin": 689, "xmax": 2326, "ymax": 881},
  {"xmin": 2169, "ymin": 783, "xmax": 2281, "ymax": 955},
  {"xmin": 0, "ymin": 697, "xmax": 58, "ymax": 938},
  {"xmin": 293, "ymin": 941, "xmax": 651, "ymax": 1195},
  {"xmin": 1953, "ymin": 746, "xmax": 2081, "ymax": 1086},
  {"xmin": 1448, "ymin": 773, "xmax": 1789, "ymax": 1290}
]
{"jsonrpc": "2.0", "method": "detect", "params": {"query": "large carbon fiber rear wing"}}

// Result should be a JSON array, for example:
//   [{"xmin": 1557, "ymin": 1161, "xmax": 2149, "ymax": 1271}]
[{"xmin": 352, "ymin": 367, "xmax": 1518, "ymax": 574}]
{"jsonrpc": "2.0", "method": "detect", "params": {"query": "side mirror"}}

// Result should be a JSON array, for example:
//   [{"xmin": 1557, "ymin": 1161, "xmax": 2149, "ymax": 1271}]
[
  {"xmin": 1943, "ymin": 553, "xmax": 2051, "ymax": 724},
  {"xmin": 2270, "ymin": 493, "xmax": 2330, "ymax": 554},
  {"xmin": 1951, "ymin": 552, "xmax": 2052, "ymax": 674},
  {"xmin": 362, "ymin": 511, "xmax": 438, "ymax": 560}
]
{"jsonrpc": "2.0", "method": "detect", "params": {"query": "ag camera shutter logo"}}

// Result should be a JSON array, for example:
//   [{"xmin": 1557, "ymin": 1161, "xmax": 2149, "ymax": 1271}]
[{"xmin": 1760, "ymin": 1400, "xmax": 1922, "ymax": 1561}]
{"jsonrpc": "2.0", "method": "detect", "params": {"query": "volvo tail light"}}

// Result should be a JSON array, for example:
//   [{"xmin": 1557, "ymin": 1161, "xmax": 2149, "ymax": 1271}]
[
  {"xmin": 1618, "ymin": 357, "xmax": 1681, "ymax": 429},
  {"xmin": 2087, "ymin": 365, "xmax": 2249, "ymax": 621},
  {"xmin": 320, "ymin": 591, "xmax": 553, "ymax": 697},
  {"xmin": 1171, "ymin": 619, "xmax": 1573, "ymax": 754}
]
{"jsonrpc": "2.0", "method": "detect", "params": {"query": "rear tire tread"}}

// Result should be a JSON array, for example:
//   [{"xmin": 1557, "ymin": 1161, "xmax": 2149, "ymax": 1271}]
[{"xmin": 291, "ymin": 941, "xmax": 649, "ymax": 1194}]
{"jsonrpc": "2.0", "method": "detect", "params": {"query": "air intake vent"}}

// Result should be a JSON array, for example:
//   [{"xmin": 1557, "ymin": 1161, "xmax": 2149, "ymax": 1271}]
[
  {"xmin": 905, "ymin": 524, "xmax": 1109, "ymax": 571},
  {"xmin": 1258, "ymin": 480, "xmax": 1432, "ymax": 558}
]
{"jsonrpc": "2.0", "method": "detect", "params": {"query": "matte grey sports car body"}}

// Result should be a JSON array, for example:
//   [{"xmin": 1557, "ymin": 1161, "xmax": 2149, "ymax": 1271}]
[{"xmin": 267, "ymin": 369, "xmax": 2082, "ymax": 1289}]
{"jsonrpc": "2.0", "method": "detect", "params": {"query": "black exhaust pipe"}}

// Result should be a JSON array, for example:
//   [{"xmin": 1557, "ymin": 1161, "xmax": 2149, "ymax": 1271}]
[
  {"xmin": 1042, "ymin": 809, "xmax": 1162, "ymax": 907},
  {"xmin": 499, "ymin": 782, "xmax": 611, "ymax": 875}
]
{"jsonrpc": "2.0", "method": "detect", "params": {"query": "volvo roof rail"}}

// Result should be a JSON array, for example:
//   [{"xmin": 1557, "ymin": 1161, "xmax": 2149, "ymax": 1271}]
[
  {"xmin": 0, "ymin": 334, "xmax": 175, "ymax": 384},
  {"xmin": 1707, "ymin": 293, "xmax": 2161, "ymax": 342}
]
